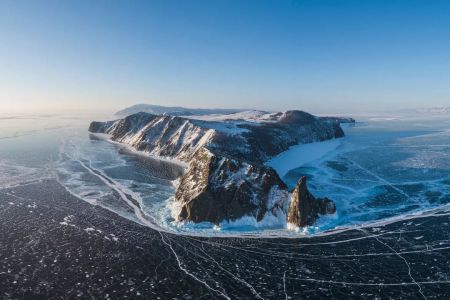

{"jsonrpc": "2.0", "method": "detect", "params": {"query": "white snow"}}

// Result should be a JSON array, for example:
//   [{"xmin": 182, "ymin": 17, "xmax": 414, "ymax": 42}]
[
  {"xmin": 188, "ymin": 110, "xmax": 279, "ymax": 123},
  {"xmin": 90, "ymin": 132, "xmax": 189, "ymax": 168},
  {"xmin": 191, "ymin": 120, "xmax": 249, "ymax": 134},
  {"xmin": 266, "ymin": 139, "xmax": 342, "ymax": 177}
]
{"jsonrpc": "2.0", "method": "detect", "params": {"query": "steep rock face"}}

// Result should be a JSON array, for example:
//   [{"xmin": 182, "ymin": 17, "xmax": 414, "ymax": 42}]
[
  {"xmin": 287, "ymin": 177, "xmax": 336, "ymax": 228},
  {"xmin": 175, "ymin": 147, "xmax": 288, "ymax": 224},
  {"xmin": 319, "ymin": 116, "xmax": 355, "ymax": 137},
  {"xmin": 90, "ymin": 112, "xmax": 216, "ymax": 161}
]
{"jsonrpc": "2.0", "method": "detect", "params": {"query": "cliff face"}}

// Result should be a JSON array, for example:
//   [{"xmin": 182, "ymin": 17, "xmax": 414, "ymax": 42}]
[
  {"xmin": 89, "ymin": 110, "xmax": 343, "ymax": 228},
  {"xmin": 89, "ymin": 113, "xmax": 216, "ymax": 161},
  {"xmin": 175, "ymin": 147, "xmax": 288, "ymax": 224}
]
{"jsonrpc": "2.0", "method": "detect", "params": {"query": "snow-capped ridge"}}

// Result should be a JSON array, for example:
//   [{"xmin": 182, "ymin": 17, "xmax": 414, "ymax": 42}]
[{"xmin": 115, "ymin": 104, "xmax": 247, "ymax": 118}]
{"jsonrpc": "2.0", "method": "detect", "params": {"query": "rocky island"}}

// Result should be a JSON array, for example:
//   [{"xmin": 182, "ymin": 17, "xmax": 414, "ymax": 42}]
[{"xmin": 89, "ymin": 109, "xmax": 352, "ymax": 229}]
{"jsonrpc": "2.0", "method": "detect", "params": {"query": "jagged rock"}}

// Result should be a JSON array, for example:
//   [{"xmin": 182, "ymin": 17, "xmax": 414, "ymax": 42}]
[
  {"xmin": 287, "ymin": 176, "xmax": 336, "ymax": 228},
  {"xmin": 175, "ymin": 147, "xmax": 288, "ymax": 224}
]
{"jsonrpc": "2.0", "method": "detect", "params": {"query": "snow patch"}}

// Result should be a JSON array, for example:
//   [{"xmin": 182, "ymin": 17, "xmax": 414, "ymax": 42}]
[
  {"xmin": 188, "ymin": 110, "xmax": 278, "ymax": 123},
  {"xmin": 266, "ymin": 138, "xmax": 342, "ymax": 177}
]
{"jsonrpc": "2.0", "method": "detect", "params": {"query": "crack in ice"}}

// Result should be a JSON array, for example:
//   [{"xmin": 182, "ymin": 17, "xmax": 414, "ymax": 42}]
[
  {"xmin": 283, "ymin": 271, "xmax": 288, "ymax": 300},
  {"xmin": 347, "ymin": 158, "xmax": 410, "ymax": 199},
  {"xmin": 158, "ymin": 232, "xmax": 231, "ymax": 300},
  {"xmin": 180, "ymin": 237, "xmax": 265, "ymax": 299},
  {"xmin": 360, "ymin": 229, "xmax": 428, "ymax": 299}
]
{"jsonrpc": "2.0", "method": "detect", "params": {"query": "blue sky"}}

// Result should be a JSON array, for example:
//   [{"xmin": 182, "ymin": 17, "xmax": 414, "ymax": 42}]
[{"xmin": 1, "ymin": 0, "xmax": 450, "ymax": 114}]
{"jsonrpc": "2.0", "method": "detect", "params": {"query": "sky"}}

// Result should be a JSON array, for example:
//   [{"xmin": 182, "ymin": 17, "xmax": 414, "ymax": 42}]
[{"xmin": 1, "ymin": 0, "xmax": 450, "ymax": 115}]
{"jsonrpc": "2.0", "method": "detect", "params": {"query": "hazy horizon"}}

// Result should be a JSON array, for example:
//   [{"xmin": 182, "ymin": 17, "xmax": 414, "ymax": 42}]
[
  {"xmin": 1, "ymin": 0, "xmax": 450, "ymax": 115},
  {"xmin": 1, "ymin": 101, "xmax": 443, "ymax": 118}
]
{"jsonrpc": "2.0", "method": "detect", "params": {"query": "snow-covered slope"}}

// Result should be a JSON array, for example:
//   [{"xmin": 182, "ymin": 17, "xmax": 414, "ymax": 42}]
[
  {"xmin": 90, "ymin": 113, "xmax": 216, "ymax": 161},
  {"xmin": 189, "ymin": 110, "xmax": 282, "ymax": 123},
  {"xmin": 115, "ymin": 104, "xmax": 246, "ymax": 118}
]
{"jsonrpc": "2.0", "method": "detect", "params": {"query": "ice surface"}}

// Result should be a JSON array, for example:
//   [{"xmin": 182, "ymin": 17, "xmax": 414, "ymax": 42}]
[
  {"xmin": 5, "ymin": 113, "xmax": 450, "ymax": 299},
  {"xmin": 266, "ymin": 138, "xmax": 342, "ymax": 177},
  {"xmin": 283, "ymin": 120, "xmax": 450, "ymax": 233}
]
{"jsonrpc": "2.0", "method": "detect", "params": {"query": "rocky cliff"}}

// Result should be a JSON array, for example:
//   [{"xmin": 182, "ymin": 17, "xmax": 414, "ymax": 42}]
[
  {"xmin": 175, "ymin": 147, "xmax": 288, "ymax": 224},
  {"xmin": 287, "ymin": 177, "xmax": 336, "ymax": 228},
  {"xmin": 89, "ymin": 110, "xmax": 344, "ymax": 228}
]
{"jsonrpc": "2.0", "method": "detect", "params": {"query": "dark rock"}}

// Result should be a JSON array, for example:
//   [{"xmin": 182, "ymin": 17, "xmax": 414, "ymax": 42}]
[
  {"xmin": 175, "ymin": 147, "xmax": 288, "ymax": 224},
  {"xmin": 88, "ymin": 120, "xmax": 114, "ymax": 133},
  {"xmin": 332, "ymin": 122, "xmax": 345, "ymax": 138},
  {"xmin": 319, "ymin": 116, "xmax": 356, "ymax": 124},
  {"xmin": 287, "ymin": 176, "xmax": 336, "ymax": 228},
  {"xmin": 278, "ymin": 110, "xmax": 317, "ymax": 125}
]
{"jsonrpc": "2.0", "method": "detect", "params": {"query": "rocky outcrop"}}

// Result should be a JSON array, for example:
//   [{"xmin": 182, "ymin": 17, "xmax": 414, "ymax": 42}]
[
  {"xmin": 287, "ymin": 177, "xmax": 336, "ymax": 228},
  {"xmin": 89, "ymin": 110, "xmax": 343, "ymax": 228},
  {"xmin": 319, "ymin": 116, "xmax": 355, "ymax": 136},
  {"xmin": 319, "ymin": 116, "xmax": 356, "ymax": 125},
  {"xmin": 175, "ymin": 147, "xmax": 288, "ymax": 224},
  {"xmin": 89, "ymin": 120, "xmax": 117, "ymax": 133}
]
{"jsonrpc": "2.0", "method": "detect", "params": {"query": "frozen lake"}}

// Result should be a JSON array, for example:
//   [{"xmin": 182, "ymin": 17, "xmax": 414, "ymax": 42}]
[{"xmin": 3, "ymin": 112, "xmax": 450, "ymax": 298}]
